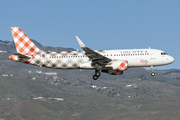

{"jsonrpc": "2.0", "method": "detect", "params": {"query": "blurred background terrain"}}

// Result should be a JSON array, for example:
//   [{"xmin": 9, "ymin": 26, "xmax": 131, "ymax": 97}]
[{"xmin": 0, "ymin": 39, "xmax": 179, "ymax": 120}]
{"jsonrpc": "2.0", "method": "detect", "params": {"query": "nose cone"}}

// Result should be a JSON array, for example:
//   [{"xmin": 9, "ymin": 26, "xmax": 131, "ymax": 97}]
[{"xmin": 168, "ymin": 56, "xmax": 174, "ymax": 64}]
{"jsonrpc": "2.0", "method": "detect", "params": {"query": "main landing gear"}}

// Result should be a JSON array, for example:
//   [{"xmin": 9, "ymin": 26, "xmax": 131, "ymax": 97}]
[
  {"xmin": 93, "ymin": 70, "xmax": 101, "ymax": 80},
  {"xmin": 151, "ymin": 66, "xmax": 155, "ymax": 76}
]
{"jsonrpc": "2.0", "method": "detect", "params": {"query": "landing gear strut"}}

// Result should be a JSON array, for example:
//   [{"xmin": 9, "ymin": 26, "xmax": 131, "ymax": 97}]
[
  {"xmin": 93, "ymin": 70, "xmax": 101, "ymax": 80},
  {"xmin": 151, "ymin": 66, "xmax": 155, "ymax": 76}
]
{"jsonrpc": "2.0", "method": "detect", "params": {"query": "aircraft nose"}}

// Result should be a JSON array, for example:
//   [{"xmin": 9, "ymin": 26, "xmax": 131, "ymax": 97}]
[{"xmin": 168, "ymin": 56, "xmax": 174, "ymax": 64}]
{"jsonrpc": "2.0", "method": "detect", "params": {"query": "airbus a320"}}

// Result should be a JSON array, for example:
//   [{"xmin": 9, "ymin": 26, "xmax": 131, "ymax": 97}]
[{"xmin": 9, "ymin": 27, "xmax": 174, "ymax": 80}]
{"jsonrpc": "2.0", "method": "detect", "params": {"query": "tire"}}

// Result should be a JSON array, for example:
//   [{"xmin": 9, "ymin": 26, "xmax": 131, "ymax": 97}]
[
  {"xmin": 151, "ymin": 72, "xmax": 155, "ymax": 76},
  {"xmin": 93, "ymin": 75, "xmax": 98, "ymax": 80},
  {"xmin": 96, "ymin": 72, "xmax": 101, "ymax": 77}
]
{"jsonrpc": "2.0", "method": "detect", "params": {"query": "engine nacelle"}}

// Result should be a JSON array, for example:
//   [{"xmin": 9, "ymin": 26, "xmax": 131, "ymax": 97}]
[
  {"xmin": 101, "ymin": 69, "xmax": 124, "ymax": 75},
  {"xmin": 109, "ymin": 70, "xmax": 123, "ymax": 75},
  {"xmin": 106, "ymin": 60, "xmax": 128, "ymax": 71},
  {"xmin": 102, "ymin": 60, "xmax": 128, "ymax": 75}
]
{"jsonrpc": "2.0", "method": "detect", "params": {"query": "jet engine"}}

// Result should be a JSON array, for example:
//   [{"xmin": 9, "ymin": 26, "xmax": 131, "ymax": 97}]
[
  {"xmin": 102, "ymin": 60, "xmax": 128, "ymax": 75},
  {"xmin": 110, "ymin": 60, "xmax": 128, "ymax": 71}
]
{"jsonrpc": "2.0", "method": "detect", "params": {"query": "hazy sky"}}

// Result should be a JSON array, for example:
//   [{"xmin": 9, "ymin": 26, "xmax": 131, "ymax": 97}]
[{"xmin": 0, "ymin": 0, "xmax": 179, "ymax": 69}]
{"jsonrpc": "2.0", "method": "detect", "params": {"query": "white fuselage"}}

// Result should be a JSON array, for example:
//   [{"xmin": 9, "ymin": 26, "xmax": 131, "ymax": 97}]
[
  {"xmin": 41, "ymin": 48, "xmax": 174, "ymax": 69},
  {"xmin": 9, "ymin": 27, "xmax": 175, "ymax": 80},
  {"xmin": 102, "ymin": 49, "xmax": 174, "ymax": 67}
]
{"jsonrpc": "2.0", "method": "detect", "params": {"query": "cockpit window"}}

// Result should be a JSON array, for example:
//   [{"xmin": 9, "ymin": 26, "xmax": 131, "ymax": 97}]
[{"xmin": 161, "ymin": 52, "xmax": 168, "ymax": 55}]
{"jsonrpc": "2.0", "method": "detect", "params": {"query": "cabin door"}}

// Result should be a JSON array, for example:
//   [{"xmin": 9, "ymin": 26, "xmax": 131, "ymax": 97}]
[{"xmin": 150, "ymin": 50, "xmax": 156, "ymax": 59}]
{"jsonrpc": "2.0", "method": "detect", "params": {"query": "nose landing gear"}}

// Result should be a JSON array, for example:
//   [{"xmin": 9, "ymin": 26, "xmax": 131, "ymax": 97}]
[{"xmin": 151, "ymin": 66, "xmax": 155, "ymax": 76}]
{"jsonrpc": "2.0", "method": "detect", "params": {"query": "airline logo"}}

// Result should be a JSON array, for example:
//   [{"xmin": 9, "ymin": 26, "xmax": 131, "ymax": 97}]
[
  {"xmin": 140, "ymin": 59, "xmax": 149, "ymax": 64},
  {"xmin": 120, "ymin": 50, "xmax": 149, "ymax": 55}
]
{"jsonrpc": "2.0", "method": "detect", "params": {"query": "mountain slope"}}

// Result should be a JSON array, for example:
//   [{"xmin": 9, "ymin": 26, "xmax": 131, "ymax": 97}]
[{"xmin": 0, "ymin": 39, "xmax": 180, "ymax": 120}]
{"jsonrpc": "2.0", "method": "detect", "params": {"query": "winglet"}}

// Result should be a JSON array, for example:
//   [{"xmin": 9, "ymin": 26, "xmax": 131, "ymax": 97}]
[{"xmin": 75, "ymin": 36, "xmax": 86, "ymax": 48}]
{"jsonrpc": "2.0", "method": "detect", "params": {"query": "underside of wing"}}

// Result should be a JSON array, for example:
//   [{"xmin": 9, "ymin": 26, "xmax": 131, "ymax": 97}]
[{"xmin": 13, "ymin": 53, "xmax": 31, "ymax": 59}]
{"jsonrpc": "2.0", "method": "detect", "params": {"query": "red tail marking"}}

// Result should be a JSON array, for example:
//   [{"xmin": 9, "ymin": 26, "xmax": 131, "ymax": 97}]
[{"xmin": 10, "ymin": 27, "xmax": 42, "ymax": 54}]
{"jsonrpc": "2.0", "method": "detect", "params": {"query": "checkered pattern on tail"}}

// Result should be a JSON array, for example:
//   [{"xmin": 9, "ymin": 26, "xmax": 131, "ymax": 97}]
[{"xmin": 10, "ymin": 27, "xmax": 42, "ymax": 54}]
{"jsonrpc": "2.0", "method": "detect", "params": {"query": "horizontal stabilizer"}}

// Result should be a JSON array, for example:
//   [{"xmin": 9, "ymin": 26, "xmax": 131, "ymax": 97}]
[{"xmin": 13, "ymin": 53, "xmax": 31, "ymax": 59}]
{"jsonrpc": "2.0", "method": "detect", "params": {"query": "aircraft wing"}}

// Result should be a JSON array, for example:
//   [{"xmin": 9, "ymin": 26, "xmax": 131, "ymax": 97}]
[{"xmin": 76, "ymin": 36, "xmax": 111, "ymax": 65}]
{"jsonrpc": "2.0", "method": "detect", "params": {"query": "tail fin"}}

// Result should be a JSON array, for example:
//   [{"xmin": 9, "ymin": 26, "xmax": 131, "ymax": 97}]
[{"xmin": 10, "ymin": 27, "xmax": 42, "ymax": 54}]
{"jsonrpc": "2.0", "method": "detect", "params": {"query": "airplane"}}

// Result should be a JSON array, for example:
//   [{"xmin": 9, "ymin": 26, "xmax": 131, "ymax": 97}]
[{"xmin": 9, "ymin": 27, "xmax": 174, "ymax": 80}]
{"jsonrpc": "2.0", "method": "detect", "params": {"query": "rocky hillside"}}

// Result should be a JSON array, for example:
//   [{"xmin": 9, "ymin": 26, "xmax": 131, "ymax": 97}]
[{"xmin": 0, "ymin": 39, "xmax": 180, "ymax": 120}]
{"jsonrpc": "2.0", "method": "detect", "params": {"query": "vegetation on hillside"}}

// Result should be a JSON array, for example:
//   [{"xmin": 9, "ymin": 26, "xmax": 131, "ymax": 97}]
[{"xmin": 0, "ymin": 39, "xmax": 179, "ymax": 120}]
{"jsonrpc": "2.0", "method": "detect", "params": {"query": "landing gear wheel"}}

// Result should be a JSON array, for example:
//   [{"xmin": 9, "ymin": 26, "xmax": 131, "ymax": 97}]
[
  {"xmin": 151, "ymin": 72, "xmax": 155, "ymax": 76},
  {"xmin": 96, "ymin": 71, "xmax": 101, "ymax": 77},
  {"xmin": 150, "ymin": 66, "xmax": 155, "ymax": 76},
  {"xmin": 93, "ymin": 75, "xmax": 98, "ymax": 80},
  {"xmin": 93, "ymin": 70, "xmax": 101, "ymax": 80}
]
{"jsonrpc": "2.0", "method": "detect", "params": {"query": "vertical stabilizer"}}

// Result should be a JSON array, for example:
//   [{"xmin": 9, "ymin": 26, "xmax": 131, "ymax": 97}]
[{"xmin": 10, "ymin": 27, "xmax": 42, "ymax": 54}]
